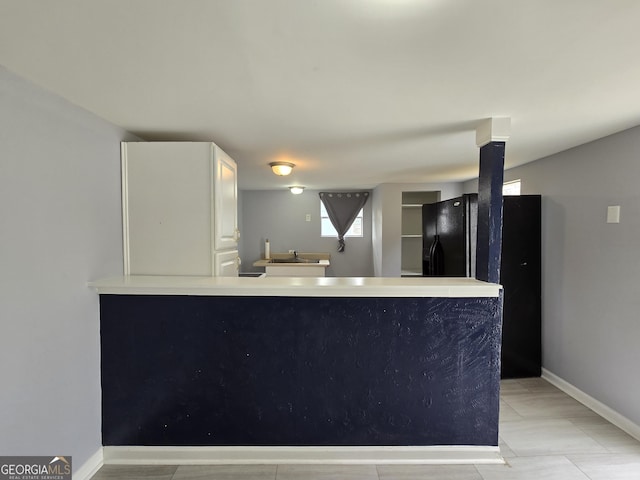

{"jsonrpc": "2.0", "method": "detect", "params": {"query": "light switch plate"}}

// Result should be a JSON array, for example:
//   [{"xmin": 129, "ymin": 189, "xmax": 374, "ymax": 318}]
[
  {"xmin": 306, "ymin": 214, "xmax": 311, "ymax": 222},
  {"xmin": 607, "ymin": 205, "xmax": 621, "ymax": 223}
]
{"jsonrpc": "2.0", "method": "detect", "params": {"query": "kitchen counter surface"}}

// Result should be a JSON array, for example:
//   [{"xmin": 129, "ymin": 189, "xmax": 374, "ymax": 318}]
[
  {"xmin": 89, "ymin": 275, "xmax": 500, "ymax": 297},
  {"xmin": 252, "ymin": 258, "xmax": 330, "ymax": 267},
  {"xmin": 253, "ymin": 252, "xmax": 330, "ymax": 265},
  {"xmin": 97, "ymin": 275, "xmax": 503, "ymax": 455}
]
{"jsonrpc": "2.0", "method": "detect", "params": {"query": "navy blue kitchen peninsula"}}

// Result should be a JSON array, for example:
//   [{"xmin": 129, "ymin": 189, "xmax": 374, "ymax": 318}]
[{"xmin": 91, "ymin": 276, "xmax": 503, "ymax": 464}]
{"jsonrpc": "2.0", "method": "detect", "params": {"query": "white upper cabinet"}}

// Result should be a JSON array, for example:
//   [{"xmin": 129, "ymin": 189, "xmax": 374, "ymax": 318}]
[
  {"xmin": 214, "ymin": 147, "xmax": 239, "ymax": 251},
  {"xmin": 121, "ymin": 142, "xmax": 238, "ymax": 276}
]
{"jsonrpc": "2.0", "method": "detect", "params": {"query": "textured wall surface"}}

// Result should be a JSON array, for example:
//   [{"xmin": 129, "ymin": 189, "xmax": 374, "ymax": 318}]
[
  {"xmin": 100, "ymin": 294, "xmax": 502, "ymax": 446},
  {"xmin": 476, "ymin": 142, "xmax": 505, "ymax": 284},
  {"xmin": 0, "ymin": 66, "xmax": 135, "ymax": 468},
  {"xmin": 464, "ymin": 125, "xmax": 640, "ymax": 428}
]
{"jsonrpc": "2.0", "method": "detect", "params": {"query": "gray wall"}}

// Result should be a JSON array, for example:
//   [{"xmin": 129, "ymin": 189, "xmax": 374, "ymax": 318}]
[
  {"xmin": 464, "ymin": 126, "xmax": 640, "ymax": 427},
  {"xmin": 372, "ymin": 182, "xmax": 463, "ymax": 277},
  {"xmin": 0, "ymin": 66, "xmax": 134, "ymax": 469},
  {"xmin": 239, "ymin": 189, "xmax": 374, "ymax": 277}
]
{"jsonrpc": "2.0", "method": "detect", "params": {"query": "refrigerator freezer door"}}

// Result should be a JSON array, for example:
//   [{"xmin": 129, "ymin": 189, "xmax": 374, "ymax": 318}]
[
  {"xmin": 436, "ymin": 197, "xmax": 468, "ymax": 276},
  {"xmin": 423, "ymin": 194, "xmax": 477, "ymax": 277},
  {"xmin": 422, "ymin": 203, "xmax": 438, "ymax": 276}
]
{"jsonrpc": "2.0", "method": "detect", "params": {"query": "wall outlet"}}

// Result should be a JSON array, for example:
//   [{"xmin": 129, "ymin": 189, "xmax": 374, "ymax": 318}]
[
  {"xmin": 306, "ymin": 214, "xmax": 311, "ymax": 222},
  {"xmin": 288, "ymin": 249, "xmax": 295, "ymax": 254}
]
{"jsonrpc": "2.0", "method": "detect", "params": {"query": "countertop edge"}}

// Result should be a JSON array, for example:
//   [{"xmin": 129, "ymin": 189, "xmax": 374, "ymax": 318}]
[
  {"xmin": 253, "ymin": 259, "xmax": 330, "ymax": 267},
  {"xmin": 88, "ymin": 276, "xmax": 502, "ymax": 298}
]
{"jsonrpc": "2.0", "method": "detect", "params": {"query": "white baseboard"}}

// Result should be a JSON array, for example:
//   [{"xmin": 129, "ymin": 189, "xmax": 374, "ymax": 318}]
[
  {"xmin": 542, "ymin": 368, "xmax": 640, "ymax": 442},
  {"xmin": 103, "ymin": 445, "xmax": 504, "ymax": 465},
  {"xmin": 74, "ymin": 447, "xmax": 104, "ymax": 480}
]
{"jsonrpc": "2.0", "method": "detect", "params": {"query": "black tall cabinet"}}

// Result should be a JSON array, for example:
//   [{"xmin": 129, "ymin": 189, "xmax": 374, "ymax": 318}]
[
  {"xmin": 499, "ymin": 195, "xmax": 541, "ymax": 378},
  {"xmin": 423, "ymin": 194, "xmax": 541, "ymax": 378}
]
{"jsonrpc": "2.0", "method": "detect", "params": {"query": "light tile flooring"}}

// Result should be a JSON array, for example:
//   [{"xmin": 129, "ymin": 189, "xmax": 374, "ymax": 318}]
[{"xmin": 91, "ymin": 378, "xmax": 640, "ymax": 480}]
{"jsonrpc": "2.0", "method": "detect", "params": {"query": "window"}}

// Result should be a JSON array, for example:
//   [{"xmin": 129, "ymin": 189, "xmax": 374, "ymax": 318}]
[
  {"xmin": 503, "ymin": 179, "xmax": 521, "ymax": 196},
  {"xmin": 320, "ymin": 203, "xmax": 364, "ymax": 237}
]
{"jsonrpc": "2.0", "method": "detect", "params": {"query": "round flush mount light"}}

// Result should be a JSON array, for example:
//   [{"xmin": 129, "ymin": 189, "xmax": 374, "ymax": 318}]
[
  {"xmin": 269, "ymin": 161, "xmax": 295, "ymax": 176},
  {"xmin": 289, "ymin": 186, "xmax": 305, "ymax": 195}
]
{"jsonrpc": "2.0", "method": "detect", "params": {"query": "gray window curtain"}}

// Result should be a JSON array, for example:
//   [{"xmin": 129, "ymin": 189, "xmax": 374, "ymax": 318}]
[{"xmin": 319, "ymin": 191, "xmax": 370, "ymax": 252}]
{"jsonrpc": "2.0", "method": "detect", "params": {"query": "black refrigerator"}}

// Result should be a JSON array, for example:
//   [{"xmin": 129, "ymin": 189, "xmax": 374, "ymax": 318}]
[
  {"xmin": 422, "ymin": 194, "xmax": 478, "ymax": 277},
  {"xmin": 422, "ymin": 194, "xmax": 542, "ymax": 379}
]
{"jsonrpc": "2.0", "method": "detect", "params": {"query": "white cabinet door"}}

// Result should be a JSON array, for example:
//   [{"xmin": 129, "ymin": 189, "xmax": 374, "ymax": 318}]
[
  {"xmin": 122, "ymin": 141, "xmax": 238, "ymax": 276},
  {"xmin": 122, "ymin": 142, "xmax": 214, "ymax": 275},
  {"xmin": 214, "ymin": 250, "xmax": 239, "ymax": 277},
  {"xmin": 214, "ymin": 146, "xmax": 239, "ymax": 251}
]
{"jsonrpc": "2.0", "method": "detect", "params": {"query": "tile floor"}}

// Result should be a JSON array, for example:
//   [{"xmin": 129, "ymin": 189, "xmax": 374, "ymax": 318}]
[{"xmin": 91, "ymin": 378, "xmax": 640, "ymax": 480}]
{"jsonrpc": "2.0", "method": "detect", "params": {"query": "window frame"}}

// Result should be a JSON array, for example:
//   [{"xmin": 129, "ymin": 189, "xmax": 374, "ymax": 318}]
[
  {"xmin": 503, "ymin": 179, "xmax": 522, "ymax": 196},
  {"xmin": 320, "ymin": 202, "xmax": 364, "ymax": 238}
]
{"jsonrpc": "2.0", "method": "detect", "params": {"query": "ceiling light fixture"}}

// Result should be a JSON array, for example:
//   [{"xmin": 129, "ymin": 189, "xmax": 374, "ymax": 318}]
[
  {"xmin": 289, "ymin": 186, "xmax": 305, "ymax": 195},
  {"xmin": 269, "ymin": 161, "xmax": 295, "ymax": 176}
]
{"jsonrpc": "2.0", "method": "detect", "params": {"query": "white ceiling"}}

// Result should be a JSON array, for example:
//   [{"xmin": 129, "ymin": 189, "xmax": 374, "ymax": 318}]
[{"xmin": 2, "ymin": 0, "xmax": 640, "ymax": 190}]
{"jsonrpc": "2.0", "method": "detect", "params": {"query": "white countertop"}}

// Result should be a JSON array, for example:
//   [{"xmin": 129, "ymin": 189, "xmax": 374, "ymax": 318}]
[
  {"xmin": 253, "ymin": 253, "xmax": 331, "ymax": 268},
  {"xmin": 253, "ymin": 259, "xmax": 330, "ymax": 268},
  {"xmin": 89, "ymin": 275, "xmax": 501, "ymax": 298}
]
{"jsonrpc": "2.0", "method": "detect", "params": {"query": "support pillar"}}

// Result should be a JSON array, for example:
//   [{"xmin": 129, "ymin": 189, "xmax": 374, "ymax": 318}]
[{"xmin": 475, "ymin": 118, "xmax": 510, "ymax": 284}]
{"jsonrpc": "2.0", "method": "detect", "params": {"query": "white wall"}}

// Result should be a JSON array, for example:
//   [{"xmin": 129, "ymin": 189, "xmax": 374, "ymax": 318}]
[
  {"xmin": 464, "ymin": 126, "xmax": 640, "ymax": 427},
  {"xmin": 239, "ymin": 189, "xmax": 374, "ymax": 277},
  {"xmin": 0, "ymin": 66, "xmax": 134, "ymax": 469},
  {"xmin": 372, "ymin": 182, "xmax": 463, "ymax": 277}
]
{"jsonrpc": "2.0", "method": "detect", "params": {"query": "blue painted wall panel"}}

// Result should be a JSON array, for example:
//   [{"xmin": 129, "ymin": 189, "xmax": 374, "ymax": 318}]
[
  {"xmin": 476, "ymin": 141, "xmax": 505, "ymax": 284},
  {"xmin": 100, "ymin": 295, "xmax": 502, "ymax": 446}
]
